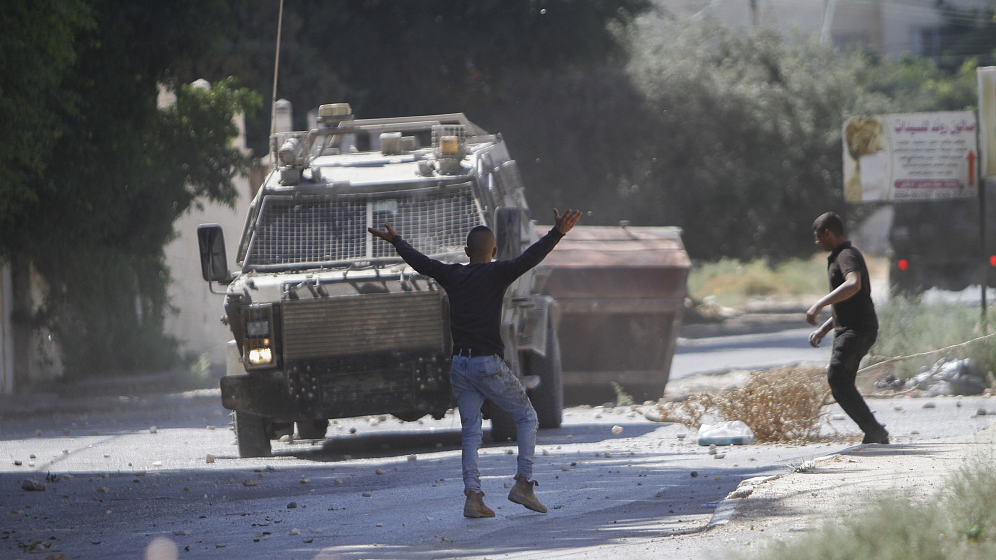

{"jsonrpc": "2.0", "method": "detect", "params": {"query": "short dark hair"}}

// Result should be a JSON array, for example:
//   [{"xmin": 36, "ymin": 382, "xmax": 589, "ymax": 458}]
[
  {"xmin": 813, "ymin": 212, "xmax": 844, "ymax": 236},
  {"xmin": 466, "ymin": 225, "xmax": 494, "ymax": 252}
]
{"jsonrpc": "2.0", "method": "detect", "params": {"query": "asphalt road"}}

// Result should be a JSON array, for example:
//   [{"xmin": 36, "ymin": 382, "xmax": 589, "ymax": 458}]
[
  {"xmin": 672, "ymin": 327, "xmax": 830, "ymax": 380},
  {"xmin": 4, "ymin": 385, "xmax": 996, "ymax": 560}
]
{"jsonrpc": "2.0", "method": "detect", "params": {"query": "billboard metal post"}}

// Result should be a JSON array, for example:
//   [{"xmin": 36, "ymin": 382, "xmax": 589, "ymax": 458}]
[{"xmin": 977, "ymin": 67, "xmax": 996, "ymax": 326}]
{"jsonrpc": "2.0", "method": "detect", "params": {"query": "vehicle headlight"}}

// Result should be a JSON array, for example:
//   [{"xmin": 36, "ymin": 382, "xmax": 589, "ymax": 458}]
[
  {"xmin": 248, "ymin": 345, "xmax": 272, "ymax": 365},
  {"xmin": 243, "ymin": 304, "xmax": 275, "ymax": 369}
]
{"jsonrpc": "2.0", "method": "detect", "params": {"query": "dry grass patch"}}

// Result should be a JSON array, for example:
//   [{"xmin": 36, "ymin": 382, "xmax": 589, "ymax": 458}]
[{"xmin": 657, "ymin": 365, "xmax": 829, "ymax": 443}]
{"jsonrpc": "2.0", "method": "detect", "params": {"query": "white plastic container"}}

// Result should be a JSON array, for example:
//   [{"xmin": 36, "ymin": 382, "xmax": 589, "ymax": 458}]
[{"xmin": 697, "ymin": 421, "xmax": 755, "ymax": 446}]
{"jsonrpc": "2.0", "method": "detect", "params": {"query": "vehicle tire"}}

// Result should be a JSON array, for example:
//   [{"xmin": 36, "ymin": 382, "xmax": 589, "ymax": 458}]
[
  {"xmin": 489, "ymin": 401, "xmax": 518, "ymax": 442},
  {"xmin": 296, "ymin": 419, "xmax": 328, "ymax": 440},
  {"xmin": 526, "ymin": 329, "xmax": 563, "ymax": 429},
  {"xmin": 392, "ymin": 411, "xmax": 427, "ymax": 422},
  {"xmin": 234, "ymin": 410, "xmax": 271, "ymax": 458}
]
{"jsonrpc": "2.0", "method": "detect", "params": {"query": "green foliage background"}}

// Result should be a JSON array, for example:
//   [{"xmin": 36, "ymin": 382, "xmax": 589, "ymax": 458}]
[
  {"xmin": 1, "ymin": 1, "xmax": 260, "ymax": 378},
  {"xmin": 1, "ymin": 0, "xmax": 992, "ymax": 378}
]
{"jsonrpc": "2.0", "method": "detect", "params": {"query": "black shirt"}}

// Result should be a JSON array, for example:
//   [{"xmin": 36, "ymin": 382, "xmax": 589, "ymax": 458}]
[
  {"xmin": 827, "ymin": 241, "xmax": 878, "ymax": 332},
  {"xmin": 390, "ymin": 227, "xmax": 565, "ymax": 356}
]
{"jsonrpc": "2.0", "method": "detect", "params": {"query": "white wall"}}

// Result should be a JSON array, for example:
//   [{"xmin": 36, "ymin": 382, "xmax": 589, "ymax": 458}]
[
  {"xmin": 162, "ymin": 168, "xmax": 251, "ymax": 370},
  {"xmin": 160, "ymin": 85, "xmax": 257, "ymax": 371}
]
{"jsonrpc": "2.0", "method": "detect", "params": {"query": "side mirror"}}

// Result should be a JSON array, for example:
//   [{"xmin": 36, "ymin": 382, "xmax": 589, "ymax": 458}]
[
  {"xmin": 197, "ymin": 224, "xmax": 231, "ymax": 283},
  {"xmin": 494, "ymin": 207, "xmax": 522, "ymax": 260}
]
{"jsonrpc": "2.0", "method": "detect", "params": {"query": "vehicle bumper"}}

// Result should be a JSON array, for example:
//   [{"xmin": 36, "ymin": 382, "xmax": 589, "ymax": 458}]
[{"xmin": 220, "ymin": 351, "xmax": 453, "ymax": 420}]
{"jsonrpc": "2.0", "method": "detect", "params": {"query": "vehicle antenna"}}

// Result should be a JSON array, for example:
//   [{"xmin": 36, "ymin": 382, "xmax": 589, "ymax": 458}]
[{"xmin": 269, "ymin": 0, "xmax": 285, "ymax": 140}]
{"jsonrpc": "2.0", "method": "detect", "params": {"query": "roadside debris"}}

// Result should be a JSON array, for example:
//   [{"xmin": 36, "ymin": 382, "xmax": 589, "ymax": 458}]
[
  {"xmin": 144, "ymin": 536, "xmax": 178, "ymax": 560},
  {"xmin": 654, "ymin": 365, "xmax": 827, "ymax": 443},
  {"xmin": 697, "ymin": 421, "xmax": 755, "ymax": 446},
  {"xmin": 21, "ymin": 479, "xmax": 46, "ymax": 491},
  {"xmin": 875, "ymin": 358, "xmax": 988, "ymax": 396}
]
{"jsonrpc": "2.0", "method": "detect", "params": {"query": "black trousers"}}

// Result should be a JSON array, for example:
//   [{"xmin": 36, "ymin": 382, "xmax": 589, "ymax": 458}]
[{"xmin": 828, "ymin": 328, "xmax": 881, "ymax": 433}]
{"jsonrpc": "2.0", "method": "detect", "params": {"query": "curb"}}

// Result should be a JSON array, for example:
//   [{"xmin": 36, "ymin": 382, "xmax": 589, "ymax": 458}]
[{"xmin": 703, "ymin": 444, "xmax": 866, "ymax": 530}]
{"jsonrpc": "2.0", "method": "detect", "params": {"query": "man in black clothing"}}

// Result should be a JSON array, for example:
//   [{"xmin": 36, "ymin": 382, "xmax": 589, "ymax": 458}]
[
  {"xmin": 807, "ymin": 212, "xmax": 889, "ymax": 444},
  {"xmin": 369, "ymin": 208, "xmax": 582, "ymax": 517}
]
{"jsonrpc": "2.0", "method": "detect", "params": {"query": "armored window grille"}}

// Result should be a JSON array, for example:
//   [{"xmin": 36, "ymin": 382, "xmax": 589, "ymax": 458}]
[{"xmin": 243, "ymin": 185, "xmax": 483, "ymax": 269}]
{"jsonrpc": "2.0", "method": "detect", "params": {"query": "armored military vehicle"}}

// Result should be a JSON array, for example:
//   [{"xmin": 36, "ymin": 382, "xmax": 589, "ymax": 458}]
[{"xmin": 197, "ymin": 104, "xmax": 562, "ymax": 457}]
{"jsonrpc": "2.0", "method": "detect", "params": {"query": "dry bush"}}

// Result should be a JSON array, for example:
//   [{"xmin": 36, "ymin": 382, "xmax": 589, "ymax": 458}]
[{"xmin": 656, "ymin": 365, "xmax": 829, "ymax": 443}]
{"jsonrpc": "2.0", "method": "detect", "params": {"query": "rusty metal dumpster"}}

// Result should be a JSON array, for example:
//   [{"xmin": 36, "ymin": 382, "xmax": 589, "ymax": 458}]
[{"xmin": 539, "ymin": 225, "xmax": 690, "ymax": 403}]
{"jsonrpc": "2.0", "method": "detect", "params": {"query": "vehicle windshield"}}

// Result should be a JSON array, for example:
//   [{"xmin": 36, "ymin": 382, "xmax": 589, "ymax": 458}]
[{"xmin": 241, "ymin": 184, "xmax": 483, "ymax": 270}]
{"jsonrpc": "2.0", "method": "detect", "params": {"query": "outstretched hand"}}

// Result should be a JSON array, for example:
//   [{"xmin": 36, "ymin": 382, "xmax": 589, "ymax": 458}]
[
  {"xmin": 368, "ymin": 223, "xmax": 399, "ymax": 242},
  {"xmin": 554, "ymin": 208, "xmax": 582, "ymax": 234}
]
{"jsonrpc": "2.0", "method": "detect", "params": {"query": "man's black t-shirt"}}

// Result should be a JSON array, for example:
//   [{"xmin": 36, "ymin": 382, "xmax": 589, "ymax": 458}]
[
  {"xmin": 390, "ymin": 227, "xmax": 565, "ymax": 357},
  {"xmin": 827, "ymin": 241, "xmax": 878, "ymax": 333}
]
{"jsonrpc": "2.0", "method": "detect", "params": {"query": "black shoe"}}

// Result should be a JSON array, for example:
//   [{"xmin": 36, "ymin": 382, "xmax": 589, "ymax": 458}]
[{"xmin": 862, "ymin": 426, "xmax": 889, "ymax": 444}]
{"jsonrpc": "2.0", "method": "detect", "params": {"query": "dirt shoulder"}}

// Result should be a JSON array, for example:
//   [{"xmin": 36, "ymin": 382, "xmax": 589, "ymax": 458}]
[{"xmin": 686, "ymin": 424, "xmax": 996, "ymax": 557}]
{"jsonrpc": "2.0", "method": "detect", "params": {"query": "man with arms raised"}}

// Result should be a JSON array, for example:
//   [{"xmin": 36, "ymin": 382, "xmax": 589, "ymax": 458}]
[{"xmin": 369, "ymin": 208, "xmax": 582, "ymax": 517}]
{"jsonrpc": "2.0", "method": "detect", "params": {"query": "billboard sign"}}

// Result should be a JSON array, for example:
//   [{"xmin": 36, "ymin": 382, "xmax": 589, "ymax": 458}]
[{"xmin": 842, "ymin": 111, "xmax": 977, "ymax": 202}]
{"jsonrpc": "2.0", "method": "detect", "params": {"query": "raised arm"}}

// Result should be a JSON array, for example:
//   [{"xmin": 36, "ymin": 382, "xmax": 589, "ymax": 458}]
[
  {"xmin": 367, "ymin": 223, "xmax": 399, "ymax": 242},
  {"xmin": 554, "ymin": 208, "xmax": 582, "ymax": 234},
  {"xmin": 368, "ymin": 223, "xmax": 448, "ymax": 279}
]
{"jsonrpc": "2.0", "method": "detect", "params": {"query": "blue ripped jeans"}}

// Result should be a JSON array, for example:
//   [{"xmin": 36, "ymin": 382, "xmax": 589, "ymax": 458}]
[{"xmin": 450, "ymin": 355, "xmax": 537, "ymax": 492}]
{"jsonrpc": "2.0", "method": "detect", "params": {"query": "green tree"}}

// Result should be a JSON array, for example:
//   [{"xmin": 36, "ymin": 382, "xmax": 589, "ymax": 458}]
[
  {"xmin": 1, "ymin": 1, "xmax": 260, "ymax": 378},
  {"xmin": 180, "ymin": 0, "xmax": 652, "ymax": 156},
  {"xmin": 499, "ymin": 14, "xmax": 982, "ymax": 262},
  {"xmin": 884, "ymin": 55, "xmax": 979, "ymax": 112},
  {"xmin": 611, "ymin": 15, "xmax": 921, "ymax": 260},
  {"xmin": 0, "ymin": 0, "xmax": 92, "ymax": 242},
  {"xmin": 935, "ymin": 1, "xmax": 996, "ymax": 72}
]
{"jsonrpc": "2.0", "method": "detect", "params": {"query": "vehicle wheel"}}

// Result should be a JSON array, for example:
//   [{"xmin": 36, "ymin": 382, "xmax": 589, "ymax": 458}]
[
  {"xmin": 234, "ymin": 410, "xmax": 271, "ymax": 458},
  {"xmin": 489, "ymin": 401, "xmax": 518, "ymax": 442},
  {"xmin": 526, "ymin": 329, "xmax": 563, "ymax": 429},
  {"xmin": 296, "ymin": 419, "xmax": 328, "ymax": 439}
]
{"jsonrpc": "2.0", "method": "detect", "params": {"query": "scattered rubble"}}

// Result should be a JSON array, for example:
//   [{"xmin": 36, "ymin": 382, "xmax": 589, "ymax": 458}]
[
  {"xmin": 875, "ymin": 358, "xmax": 988, "ymax": 397},
  {"xmin": 21, "ymin": 479, "xmax": 46, "ymax": 491}
]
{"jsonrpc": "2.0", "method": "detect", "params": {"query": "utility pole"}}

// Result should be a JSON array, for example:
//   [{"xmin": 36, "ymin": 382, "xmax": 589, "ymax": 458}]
[{"xmin": 821, "ymin": 0, "xmax": 838, "ymax": 47}]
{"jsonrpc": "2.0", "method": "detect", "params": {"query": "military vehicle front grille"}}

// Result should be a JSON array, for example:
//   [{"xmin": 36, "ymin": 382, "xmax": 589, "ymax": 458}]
[
  {"xmin": 244, "ymin": 186, "xmax": 482, "ymax": 267},
  {"xmin": 281, "ymin": 291, "xmax": 446, "ymax": 360}
]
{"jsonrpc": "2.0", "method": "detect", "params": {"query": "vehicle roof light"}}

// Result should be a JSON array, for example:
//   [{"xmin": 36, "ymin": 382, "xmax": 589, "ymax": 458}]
[
  {"xmin": 319, "ymin": 103, "xmax": 352, "ymax": 118},
  {"xmin": 439, "ymin": 135, "xmax": 460, "ymax": 156},
  {"xmin": 317, "ymin": 103, "xmax": 354, "ymax": 127}
]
